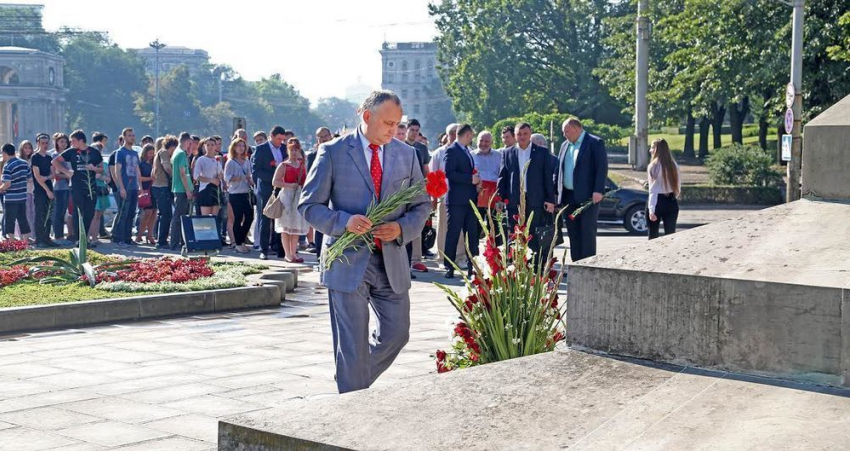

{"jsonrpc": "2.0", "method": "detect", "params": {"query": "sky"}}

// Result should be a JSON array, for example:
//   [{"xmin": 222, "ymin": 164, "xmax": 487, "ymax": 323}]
[{"xmin": 18, "ymin": 0, "xmax": 439, "ymax": 105}]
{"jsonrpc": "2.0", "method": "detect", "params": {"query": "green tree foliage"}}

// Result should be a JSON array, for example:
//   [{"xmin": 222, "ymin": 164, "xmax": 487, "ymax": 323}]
[
  {"xmin": 62, "ymin": 32, "xmax": 148, "ymax": 135},
  {"xmin": 135, "ymin": 65, "xmax": 202, "ymax": 135},
  {"xmin": 254, "ymin": 74, "xmax": 322, "ymax": 137},
  {"xmin": 804, "ymin": 0, "xmax": 850, "ymax": 118},
  {"xmin": 312, "ymin": 97, "xmax": 359, "ymax": 132},
  {"xmin": 0, "ymin": 4, "xmax": 59, "ymax": 52},
  {"xmin": 429, "ymin": 0, "xmax": 627, "ymax": 128}
]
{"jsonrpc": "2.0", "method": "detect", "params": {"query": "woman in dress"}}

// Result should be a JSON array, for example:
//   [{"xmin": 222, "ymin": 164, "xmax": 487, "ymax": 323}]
[
  {"xmin": 193, "ymin": 138, "xmax": 223, "ymax": 221},
  {"xmin": 224, "ymin": 138, "xmax": 254, "ymax": 253},
  {"xmin": 135, "ymin": 144, "xmax": 157, "ymax": 244},
  {"xmin": 16, "ymin": 140, "xmax": 35, "ymax": 240},
  {"xmin": 647, "ymin": 138, "xmax": 681, "ymax": 240},
  {"xmin": 272, "ymin": 138, "xmax": 308, "ymax": 263}
]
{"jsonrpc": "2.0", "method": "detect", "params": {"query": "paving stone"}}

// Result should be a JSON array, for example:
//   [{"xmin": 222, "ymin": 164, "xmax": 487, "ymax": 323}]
[
  {"xmin": 59, "ymin": 397, "xmax": 185, "ymax": 424},
  {"xmin": 118, "ymin": 383, "xmax": 231, "ymax": 404},
  {"xmin": 0, "ymin": 406, "xmax": 101, "ymax": 430},
  {"xmin": 107, "ymin": 436, "xmax": 211, "ymax": 451},
  {"xmin": 0, "ymin": 426, "xmax": 79, "ymax": 450},
  {"xmin": 0, "ymin": 421, "xmax": 15, "ymax": 430},
  {"xmin": 27, "ymin": 371, "xmax": 115, "ymax": 390},
  {"xmin": 0, "ymin": 362, "xmax": 65, "ymax": 379},
  {"xmin": 162, "ymin": 395, "xmax": 267, "ymax": 417},
  {"xmin": 55, "ymin": 421, "xmax": 169, "ymax": 448},
  {"xmin": 8, "ymin": 389, "xmax": 100, "ymax": 410},
  {"xmin": 46, "ymin": 443, "xmax": 106, "ymax": 450},
  {"xmin": 90, "ymin": 373, "xmax": 204, "ymax": 396},
  {"xmin": 207, "ymin": 371, "xmax": 308, "ymax": 390},
  {"xmin": 143, "ymin": 413, "xmax": 220, "ymax": 443},
  {"xmin": 43, "ymin": 356, "xmax": 135, "ymax": 374},
  {"xmin": 0, "ymin": 378, "xmax": 57, "ymax": 398}
]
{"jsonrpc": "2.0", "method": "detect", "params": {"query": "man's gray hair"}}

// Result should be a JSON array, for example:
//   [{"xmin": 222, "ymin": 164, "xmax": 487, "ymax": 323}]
[
  {"xmin": 361, "ymin": 90, "xmax": 402, "ymax": 113},
  {"xmin": 531, "ymin": 133, "xmax": 548, "ymax": 147},
  {"xmin": 477, "ymin": 130, "xmax": 492, "ymax": 140},
  {"xmin": 315, "ymin": 126, "xmax": 331, "ymax": 135},
  {"xmin": 445, "ymin": 123, "xmax": 459, "ymax": 135},
  {"xmin": 562, "ymin": 117, "xmax": 583, "ymax": 129}
]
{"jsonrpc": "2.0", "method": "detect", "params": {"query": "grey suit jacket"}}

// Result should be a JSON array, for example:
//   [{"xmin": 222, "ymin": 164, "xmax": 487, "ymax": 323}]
[{"xmin": 298, "ymin": 128, "xmax": 430, "ymax": 294}]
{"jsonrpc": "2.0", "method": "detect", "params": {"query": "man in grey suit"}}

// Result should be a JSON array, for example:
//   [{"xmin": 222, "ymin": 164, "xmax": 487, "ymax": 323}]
[{"xmin": 299, "ymin": 91, "xmax": 430, "ymax": 393}]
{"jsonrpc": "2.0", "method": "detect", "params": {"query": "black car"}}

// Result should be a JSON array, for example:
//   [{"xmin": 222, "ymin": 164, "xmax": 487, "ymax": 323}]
[{"xmin": 598, "ymin": 177, "xmax": 648, "ymax": 234}]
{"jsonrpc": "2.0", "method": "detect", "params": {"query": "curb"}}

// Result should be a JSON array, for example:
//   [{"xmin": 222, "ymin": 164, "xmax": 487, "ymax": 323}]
[{"xmin": 0, "ymin": 284, "xmax": 281, "ymax": 337}]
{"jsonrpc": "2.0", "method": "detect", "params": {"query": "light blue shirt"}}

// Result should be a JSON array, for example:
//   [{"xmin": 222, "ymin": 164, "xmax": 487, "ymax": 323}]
[
  {"xmin": 472, "ymin": 148, "xmax": 501, "ymax": 182},
  {"xmin": 562, "ymin": 130, "xmax": 586, "ymax": 190}
]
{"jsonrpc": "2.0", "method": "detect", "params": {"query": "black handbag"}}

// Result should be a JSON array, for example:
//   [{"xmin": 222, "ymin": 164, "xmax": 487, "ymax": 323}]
[
  {"xmin": 422, "ymin": 215, "xmax": 436, "ymax": 251},
  {"xmin": 533, "ymin": 212, "xmax": 564, "ymax": 255}
]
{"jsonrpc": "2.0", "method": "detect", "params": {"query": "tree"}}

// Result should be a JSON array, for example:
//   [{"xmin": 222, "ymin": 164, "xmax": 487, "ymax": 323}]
[
  {"xmin": 135, "ymin": 65, "xmax": 202, "ymax": 135},
  {"xmin": 254, "ymin": 74, "xmax": 322, "ymax": 138},
  {"xmin": 313, "ymin": 97, "xmax": 359, "ymax": 133},
  {"xmin": 429, "ymin": 0, "xmax": 627, "ymax": 128},
  {"xmin": 804, "ymin": 0, "xmax": 850, "ymax": 119},
  {"xmin": 61, "ymin": 32, "xmax": 148, "ymax": 135}
]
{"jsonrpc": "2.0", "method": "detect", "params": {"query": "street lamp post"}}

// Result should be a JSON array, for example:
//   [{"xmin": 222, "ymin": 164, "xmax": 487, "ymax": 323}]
[
  {"xmin": 787, "ymin": 0, "xmax": 804, "ymax": 202},
  {"xmin": 634, "ymin": 0, "xmax": 650, "ymax": 171},
  {"xmin": 149, "ymin": 39, "xmax": 166, "ymax": 138}
]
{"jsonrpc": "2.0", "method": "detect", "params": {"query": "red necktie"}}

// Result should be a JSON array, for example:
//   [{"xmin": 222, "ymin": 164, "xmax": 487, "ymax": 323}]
[{"xmin": 369, "ymin": 144, "xmax": 383, "ymax": 250}]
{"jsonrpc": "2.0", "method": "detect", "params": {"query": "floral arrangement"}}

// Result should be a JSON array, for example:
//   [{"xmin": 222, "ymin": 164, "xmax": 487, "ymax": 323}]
[
  {"xmin": 323, "ymin": 170, "xmax": 447, "ymax": 269},
  {"xmin": 0, "ymin": 265, "xmax": 29, "ymax": 288},
  {"xmin": 93, "ymin": 257, "xmax": 214, "ymax": 284},
  {"xmin": 0, "ymin": 240, "xmax": 29, "ymax": 253},
  {"xmin": 434, "ymin": 190, "xmax": 567, "ymax": 373}
]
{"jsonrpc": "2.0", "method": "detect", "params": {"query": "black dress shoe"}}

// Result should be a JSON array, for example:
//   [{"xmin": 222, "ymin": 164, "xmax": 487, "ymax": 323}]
[
  {"xmin": 410, "ymin": 272, "xmax": 417, "ymax": 280},
  {"xmin": 444, "ymin": 270, "xmax": 454, "ymax": 279}
]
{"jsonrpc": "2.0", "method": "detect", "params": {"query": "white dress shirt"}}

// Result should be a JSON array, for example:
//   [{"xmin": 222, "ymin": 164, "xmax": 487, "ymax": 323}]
[
  {"xmin": 269, "ymin": 141, "xmax": 283, "ymax": 166},
  {"xmin": 359, "ymin": 127, "xmax": 384, "ymax": 172},
  {"xmin": 516, "ymin": 142, "xmax": 532, "ymax": 191},
  {"xmin": 429, "ymin": 144, "xmax": 448, "ymax": 173}
]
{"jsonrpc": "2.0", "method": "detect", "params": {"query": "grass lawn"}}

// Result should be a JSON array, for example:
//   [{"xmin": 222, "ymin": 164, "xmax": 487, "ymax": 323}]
[
  {"xmin": 0, "ymin": 282, "xmax": 151, "ymax": 308},
  {"xmin": 618, "ymin": 133, "xmax": 763, "ymax": 154}
]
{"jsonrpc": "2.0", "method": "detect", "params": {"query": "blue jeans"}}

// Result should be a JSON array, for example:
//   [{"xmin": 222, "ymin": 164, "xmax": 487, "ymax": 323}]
[
  {"xmin": 152, "ymin": 186, "xmax": 173, "ymax": 246},
  {"xmin": 115, "ymin": 191, "xmax": 138, "ymax": 243},
  {"xmin": 52, "ymin": 189, "xmax": 69, "ymax": 239}
]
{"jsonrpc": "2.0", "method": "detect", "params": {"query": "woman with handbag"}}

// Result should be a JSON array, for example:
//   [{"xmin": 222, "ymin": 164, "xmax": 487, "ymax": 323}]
[
  {"xmin": 89, "ymin": 159, "xmax": 111, "ymax": 246},
  {"xmin": 224, "ymin": 138, "xmax": 255, "ymax": 253},
  {"xmin": 272, "ymin": 138, "xmax": 308, "ymax": 263},
  {"xmin": 135, "ymin": 144, "xmax": 157, "ymax": 244}
]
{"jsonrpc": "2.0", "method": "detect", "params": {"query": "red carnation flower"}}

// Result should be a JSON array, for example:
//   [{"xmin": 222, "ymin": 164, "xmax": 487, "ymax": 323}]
[
  {"xmin": 426, "ymin": 170, "xmax": 448, "ymax": 198},
  {"xmin": 472, "ymin": 168, "xmax": 478, "ymax": 174},
  {"xmin": 567, "ymin": 214, "xmax": 575, "ymax": 221},
  {"xmin": 270, "ymin": 160, "xmax": 276, "ymax": 167},
  {"xmin": 436, "ymin": 350, "xmax": 447, "ymax": 362}
]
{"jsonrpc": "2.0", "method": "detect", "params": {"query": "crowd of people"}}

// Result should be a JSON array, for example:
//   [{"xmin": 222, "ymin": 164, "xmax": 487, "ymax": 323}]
[{"xmin": 0, "ymin": 112, "xmax": 680, "ymax": 271}]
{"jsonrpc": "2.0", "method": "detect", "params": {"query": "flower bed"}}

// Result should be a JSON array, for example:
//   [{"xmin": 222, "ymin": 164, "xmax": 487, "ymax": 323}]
[{"xmin": 0, "ymin": 249, "xmax": 266, "ymax": 307}]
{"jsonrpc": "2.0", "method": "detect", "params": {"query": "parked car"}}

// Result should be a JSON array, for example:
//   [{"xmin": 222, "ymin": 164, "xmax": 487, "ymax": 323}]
[{"xmin": 598, "ymin": 177, "xmax": 648, "ymax": 234}]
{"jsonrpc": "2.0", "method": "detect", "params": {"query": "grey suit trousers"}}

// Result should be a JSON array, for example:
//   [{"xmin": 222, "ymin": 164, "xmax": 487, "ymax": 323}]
[{"xmin": 328, "ymin": 253, "xmax": 410, "ymax": 393}]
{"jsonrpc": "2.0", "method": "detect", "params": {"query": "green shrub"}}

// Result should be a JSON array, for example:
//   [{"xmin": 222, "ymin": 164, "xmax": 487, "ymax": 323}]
[
  {"xmin": 742, "ymin": 124, "xmax": 760, "ymax": 138},
  {"xmin": 705, "ymin": 144, "xmax": 782, "ymax": 187}
]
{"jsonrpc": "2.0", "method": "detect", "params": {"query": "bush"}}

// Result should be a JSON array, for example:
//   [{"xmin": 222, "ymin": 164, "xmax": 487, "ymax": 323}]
[
  {"xmin": 705, "ymin": 144, "xmax": 782, "ymax": 187},
  {"xmin": 488, "ymin": 113, "xmax": 630, "ymax": 152},
  {"xmin": 679, "ymin": 185, "xmax": 782, "ymax": 205}
]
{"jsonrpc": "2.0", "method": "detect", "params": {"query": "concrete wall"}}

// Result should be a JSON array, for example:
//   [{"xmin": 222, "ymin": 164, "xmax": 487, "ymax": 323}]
[
  {"xmin": 567, "ymin": 266, "xmax": 849, "ymax": 387},
  {"xmin": 802, "ymin": 93, "xmax": 850, "ymax": 200}
]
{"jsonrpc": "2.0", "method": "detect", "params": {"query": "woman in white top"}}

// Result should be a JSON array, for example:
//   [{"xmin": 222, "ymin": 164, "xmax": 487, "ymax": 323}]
[
  {"xmin": 647, "ymin": 138, "xmax": 681, "ymax": 240},
  {"xmin": 192, "ymin": 138, "xmax": 223, "ymax": 217}
]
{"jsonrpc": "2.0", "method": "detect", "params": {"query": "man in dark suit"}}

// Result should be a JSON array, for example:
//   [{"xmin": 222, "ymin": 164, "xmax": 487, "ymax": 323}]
[
  {"xmin": 251, "ymin": 125, "xmax": 287, "ymax": 260},
  {"xmin": 497, "ymin": 123, "xmax": 557, "ymax": 256},
  {"xmin": 442, "ymin": 124, "xmax": 480, "ymax": 278},
  {"xmin": 556, "ymin": 118, "xmax": 608, "ymax": 262}
]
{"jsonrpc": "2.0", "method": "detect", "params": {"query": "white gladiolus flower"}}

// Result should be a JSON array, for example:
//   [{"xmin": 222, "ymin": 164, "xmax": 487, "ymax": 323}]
[{"xmin": 473, "ymin": 256, "xmax": 491, "ymax": 279}]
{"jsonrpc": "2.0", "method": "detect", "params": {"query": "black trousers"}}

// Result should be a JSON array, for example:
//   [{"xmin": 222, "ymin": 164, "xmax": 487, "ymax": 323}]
[
  {"xmin": 256, "ymin": 186, "xmax": 284, "ymax": 256},
  {"xmin": 648, "ymin": 194, "xmax": 679, "ymax": 240},
  {"xmin": 444, "ymin": 203, "xmax": 479, "ymax": 268},
  {"xmin": 34, "ymin": 188, "xmax": 52, "ymax": 243},
  {"xmin": 230, "ymin": 192, "xmax": 254, "ymax": 245},
  {"xmin": 562, "ymin": 190, "xmax": 599, "ymax": 263},
  {"xmin": 506, "ymin": 205, "xmax": 547, "ymax": 257},
  {"xmin": 3, "ymin": 201, "xmax": 30, "ymax": 236},
  {"xmin": 71, "ymin": 191, "xmax": 96, "ymax": 240}
]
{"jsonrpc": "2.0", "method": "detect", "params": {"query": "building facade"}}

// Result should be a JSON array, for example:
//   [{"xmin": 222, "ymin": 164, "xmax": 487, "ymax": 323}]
[
  {"xmin": 0, "ymin": 46, "xmax": 66, "ymax": 145},
  {"xmin": 379, "ymin": 42, "xmax": 454, "ymax": 139},
  {"xmin": 132, "ymin": 46, "xmax": 210, "ymax": 77}
]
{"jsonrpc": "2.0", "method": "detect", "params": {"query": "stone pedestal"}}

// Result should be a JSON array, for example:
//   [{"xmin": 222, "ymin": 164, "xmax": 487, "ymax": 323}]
[
  {"xmin": 218, "ymin": 349, "xmax": 850, "ymax": 451},
  {"xmin": 803, "ymin": 93, "xmax": 850, "ymax": 200}
]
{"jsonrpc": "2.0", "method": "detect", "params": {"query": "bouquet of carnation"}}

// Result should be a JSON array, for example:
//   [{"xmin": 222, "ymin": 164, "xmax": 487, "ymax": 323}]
[
  {"xmin": 434, "ymin": 186, "xmax": 567, "ymax": 373},
  {"xmin": 323, "ymin": 170, "xmax": 448, "ymax": 269}
]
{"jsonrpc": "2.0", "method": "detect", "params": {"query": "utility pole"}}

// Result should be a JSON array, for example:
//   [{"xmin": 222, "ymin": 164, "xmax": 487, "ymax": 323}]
[
  {"xmin": 218, "ymin": 72, "xmax": 224, "ymax": 104},
  {"xmin": 787, "ymin": 0, "xmax": 804, "ymax": 202},
  {"xmin": 634, "ymin": 0, "xmax": 650, "ymax": 171},
  {"xmin": 149, "ymin": 39, "xmax": 166, "ymax": 138}
]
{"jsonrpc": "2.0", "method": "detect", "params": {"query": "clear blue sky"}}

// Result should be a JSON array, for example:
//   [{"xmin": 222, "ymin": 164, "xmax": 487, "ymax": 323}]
[{"xmin": 16, "ymin": 0, "xmax": 438, "ymax": 104}]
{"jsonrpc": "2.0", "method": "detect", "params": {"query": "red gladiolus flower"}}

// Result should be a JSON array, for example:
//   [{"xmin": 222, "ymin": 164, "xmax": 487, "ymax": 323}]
[
  {"xmin": 426, "ymin": 170, "xmax": 448, "ymax": 198},
  {"xmin": 503, "ymin": 199, "xmax": 509, "ymax": 206}
]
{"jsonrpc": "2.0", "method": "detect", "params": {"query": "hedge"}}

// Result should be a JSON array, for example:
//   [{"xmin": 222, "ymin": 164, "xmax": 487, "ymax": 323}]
[{"xmin": 679, "ymin": 185, "xmax": 782, "ymax": 205}]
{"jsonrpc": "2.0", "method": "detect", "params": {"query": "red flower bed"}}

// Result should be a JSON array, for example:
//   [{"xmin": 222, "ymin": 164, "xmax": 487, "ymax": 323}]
[
  {"xmin": 0, "ymin": 240, "xmax": 29, "ymax": 253},
  {"xmin": 95, "ymin": 257, "xmax": 214, "ymax": 284},
  {"xmin": 0, "ymin": 265, "xmax": 29, "ymax": 288}
]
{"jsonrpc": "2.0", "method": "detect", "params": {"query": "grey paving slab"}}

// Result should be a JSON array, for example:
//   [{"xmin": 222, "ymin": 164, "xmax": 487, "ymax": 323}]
[
  {"xmin": 55, "ymin": 421, "xmax": 170, "ymax": 448},
  {"xmin": 144, "ymin": 413, "xmax": 220, "ymax": 443},
  {"xmin": 108, "ymin": 436, "xmax": 211, "ymax": 451},
  {"xmin": 162, "ymin": 395, "xmax": 268, "ymax": 418},
  {"xmin": 90, "ymin": 373, "xmax": 204, "ymax": 396},
  {"xmin": 58, "ymin": 397, "xmax": 185, "ymax": 424},
  {"xmin": 117, "ymin": 383, "xmax": 232, "ymax": 404},
  {"xmin": 5, "ymin": 389, "xmax": 100, "ymax": 410},
  {"xmin": 0, "ymin": 378, "xmax": 57, "ymax": 398},
  {"xmin": 0, "ymin": 426, "xmax": 79, "ymax": 451},
  {"xmin": 27, "ymin": 371, "xmax": 116, "ymax": 390},
  {"xmin": 0, "ymin": 406, "xmax": 102, "ymax": 431},
  {"xmin": 44, "ymin": 443, "xmax": 106, "ymax": 451}
]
